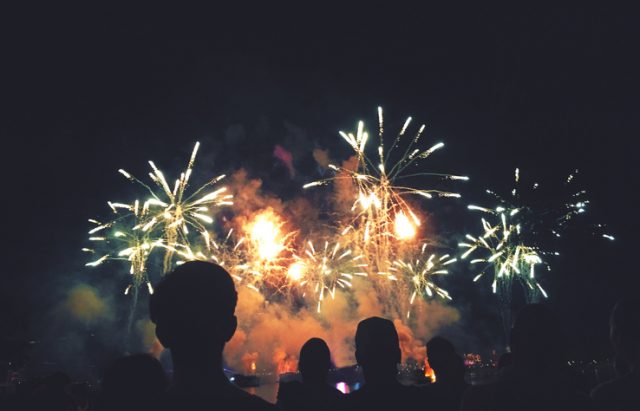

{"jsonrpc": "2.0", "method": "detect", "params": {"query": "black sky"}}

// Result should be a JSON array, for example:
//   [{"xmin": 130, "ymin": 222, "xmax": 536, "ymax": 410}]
[{"xmin": 2, "ymin": 6, "xmax": 639, "ymax": 360}]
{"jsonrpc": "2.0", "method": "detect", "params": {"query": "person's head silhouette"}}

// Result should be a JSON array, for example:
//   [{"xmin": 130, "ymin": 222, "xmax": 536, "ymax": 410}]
[
  {"xmin": 149, "ymin": 261, "xmax": 238, "ymax": 383},
  {"xmin": 426, "ymin": 336, "xmax": 464, "ymax": 383},
  {"xmin": 355, "ymin": 317, "xmax": 401, "ymax": 385},
  {"xmin": 298, "ymin": 338, "xmax": 332, "ymax": 384},
  {"xmin": 610, "ymin": 298, "xmax": 640, "ymax": 373},
  {"xmin": 510, "ymin": 304, "xmax": 564, "ymax": 371},
  {"xmin": 426, "ymin": 336, "xmax": 455, "ymax": 373}
]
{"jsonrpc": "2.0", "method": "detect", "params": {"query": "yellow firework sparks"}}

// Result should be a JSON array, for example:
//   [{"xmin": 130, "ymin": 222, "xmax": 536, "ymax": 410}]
[
  {"xmin": 459, "ymin": 204, "xmax": 549, "ymax": 299},
  {"xmin": 248, "ymin": 211, "xmax": 288, "ymax": 261},
  {"xmin": 289, "ymin": 240, "xmax": 368, "ymax": 312},
  {"xmin": 206, "ymin": 209, "xmax": 296, "ymax": 296},
  {"xmin": 490, "ymin": 168, "xmax": 614, "ymax": 240},
  {"xmin": 207, "ymin": 228, "xmax": 264, "ymax": 293},
  {"xmin": 304, "ymin": 107, "xmax": 467, "ymax": 272},
  {"xmin": 84, "ymin": 199, "xmax": 161, "ymax": 293},
  {"xmin": 207, "ymin": 229, "xmax": 240, "ymax": 269},
  {"xmin": 461, "ymin": 167, "xmax": 614, "ymax": 302},
  {"xmin": 389, "ymin": 243, "xmax": 456, "ymax": 318},
  {"xmin": 118, "ymin": 142, "xmax": 233, "ymax": 273}
]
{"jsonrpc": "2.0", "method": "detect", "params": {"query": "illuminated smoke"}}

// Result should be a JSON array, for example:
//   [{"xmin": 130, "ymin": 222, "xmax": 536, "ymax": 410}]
[{"xmin": 63, "ymin": 284, "xmax": 112, "ymax": 324}]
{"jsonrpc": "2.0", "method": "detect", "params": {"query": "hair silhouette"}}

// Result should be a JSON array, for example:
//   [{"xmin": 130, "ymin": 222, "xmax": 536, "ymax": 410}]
[
  {"xmin": 277, "ymin": 337, "xmax": 342, "ymax": 411},
  {"xmin": 355, "ymin": 316, "xmax": 401, "ymax": 385},
  {"xmin": 299, "ymin": 337, "xmax": 332, "ymax": 384}
]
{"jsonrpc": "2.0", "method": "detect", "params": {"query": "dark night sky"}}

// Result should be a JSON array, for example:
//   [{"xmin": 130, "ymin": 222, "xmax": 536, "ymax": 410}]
[{"xmin": 2, "ymin": 5, "xmax": 639, "ymax": 362}]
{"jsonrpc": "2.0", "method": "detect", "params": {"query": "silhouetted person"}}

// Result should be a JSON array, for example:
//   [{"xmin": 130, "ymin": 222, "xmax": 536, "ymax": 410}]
[
  {"xmin": 101, "ymin": 353, "xmax": 167, "ymax": 411},
  {"xmin": 149, "ymin": 261, "xmax": 275, "ymax": 410},
  {"xmin": 591, "ymin": 298, "xmax": 640, "ymax": 410},
  {"xmin": 422, "ymin": 336, "xmax": 469, "ymax": 411},
  {"xmin": 462, "ymin": 304, "xmax": 594, "ymax": 411},
  {"xmin": 337, "ymin": 317, "xmax": 421, "ymax": 411},
  {"xmin": 276, "ymin": 338, "xmax": 342, "ymax": 411}
]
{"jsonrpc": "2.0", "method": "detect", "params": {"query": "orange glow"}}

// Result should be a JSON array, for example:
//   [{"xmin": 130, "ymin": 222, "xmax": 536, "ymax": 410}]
[
  {"xmin": 241, "ymin": 352, "xmax": 259, "ymax": 374},
  {"xmin": 246, "ymin": 209, "xmax": 286, "ymax": 261},
  {"xmin": 149, "ymin": 339, "xmax": 165, "ymax": 359},
  {"xmin": 273, "ymin": 349, "xmax": 298, "ymax": 375},
  {"xmin": 424, "ymin": 357, "xmax": 436, "ymax": 383},
  {"xmin": 277, "ymin": 358, "xmax": 297, "ymax": 375},
  {"xmin": 394, "ymin": 211, "xmax": 417, "ymax": 240},
  {"xmin": 287, "ymin": 261, "xmax": 306, "ymax": 282},
  {"xmin": 358, "ymin": 191, "xmax": 381, "ymax": 210}
]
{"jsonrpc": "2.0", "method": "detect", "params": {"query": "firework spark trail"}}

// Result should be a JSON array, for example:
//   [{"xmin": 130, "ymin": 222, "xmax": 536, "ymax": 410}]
[
  {"xmin": 462, "ymin": 168, "xmax": 614, "ymax": 293},
  {"xmin": 491, "ymin": 168, "xmax": 614, "ymax": 241},
  {"xmin": 84, "ymin": 141, "xmax": 233, "ymax": 339},
  {"xmin": 388, "ymin": 243, "xmax": 457, "ymax": 319},
  {"xmin": 206, "ymin": 209, "xmax": 297, "ymax": 297},
  {"xmin": 84, "ymin": 200, "xmax": 159, "ymax": 294},
  {"xmin": 84, "ymin": 199, "xmax": 164, "ymax": 347},
  {"xmin": 117, "ymin": 142, "xmax": 233, "ymax": 273},
  {"xmin": 459, "ymin": 167, "xmax": 615, "ymax": 336},
  {"xmin": 458, "ymin": 204, "xmax": 549, "ymax": 299},
  {"xmin": 208, "ymin": 228, "xmax": 247, "ymax": 282},
  {"xmin": 304, "ymin": 107, "xmax": 467, "ymax": 274},
  {"xmin": 458, "ymin": 199, "xmax": 551, "ymax": 342},
  {"xmin": 241, "ymin": 209, "xmax": 297, "ymax": 294},
  {"xmin": 288, "ymin": 240, "xmax": 368, "ymax": 313}
]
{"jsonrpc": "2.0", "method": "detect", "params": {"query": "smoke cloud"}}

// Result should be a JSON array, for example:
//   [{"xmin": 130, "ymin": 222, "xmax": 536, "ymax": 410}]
[
  {"xmin": 213, "ymin": 157, "xmax": 462, "ymax": 374},
  {"xmin": 224, "ymin": 281, "xmax": 459, "ymax": 373},
  {"xmin": 63, "ymin": 283, "xmax": 113, "ymax": 324}
]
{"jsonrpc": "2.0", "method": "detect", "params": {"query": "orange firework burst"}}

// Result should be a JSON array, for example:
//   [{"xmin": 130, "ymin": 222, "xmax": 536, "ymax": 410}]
[
  {"xmin": 238, "ymin": 209, "xmax": 296, "ymax": 293},
  {"xmin": 304, "ymin": 107, "xmax": 467, "ymax": 273},
  {"xmin": 388, "ymin": 243, "xmax": 456, "ymax": 318},
  {"xmin": 288, "ymin": 240, "xmax": 368, "ymax": 313}
]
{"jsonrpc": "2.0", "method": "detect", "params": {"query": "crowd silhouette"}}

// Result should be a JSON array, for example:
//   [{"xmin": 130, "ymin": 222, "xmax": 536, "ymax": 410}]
[{"xmin": 1, "ymin": 261, "xmax": 637, "ymax": 410}]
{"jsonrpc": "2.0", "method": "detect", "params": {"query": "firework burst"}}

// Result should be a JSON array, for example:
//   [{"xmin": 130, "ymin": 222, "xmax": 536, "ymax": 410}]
[
  {"xmin": 207, "ymin": 228, "xmax": 266, "ymax": 294},
  {"xmin": 207, "ymin": 229, "xmax": 245, "ymax": 278},
  {"xmin": 117, "ymin": 142, "xmax": 233, "ymax": 273},
  {"xmin": 460, "ymin": 168, "xmax": 614, "ymax": 302},
  {"xmin": 458, "ymin": 204, "xmax": 550, "ymax": 300},
  {"xmin": 289, "ymin": 240, "xmax": 368, "ymax": 313},
  {"xmin": 210, "ymin": 209, "xmax": 296, "ymax": 296},
  {"xmin": 388, "ymin": 243, "xmax": 456, "ymax": 318},
  {"xmin": 84, "ymin": 199, "xmax": 160, "ymax": 294},
  {"xmin": 304, "ymin": 107, "xmax": 467, "ymax": 272}
]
